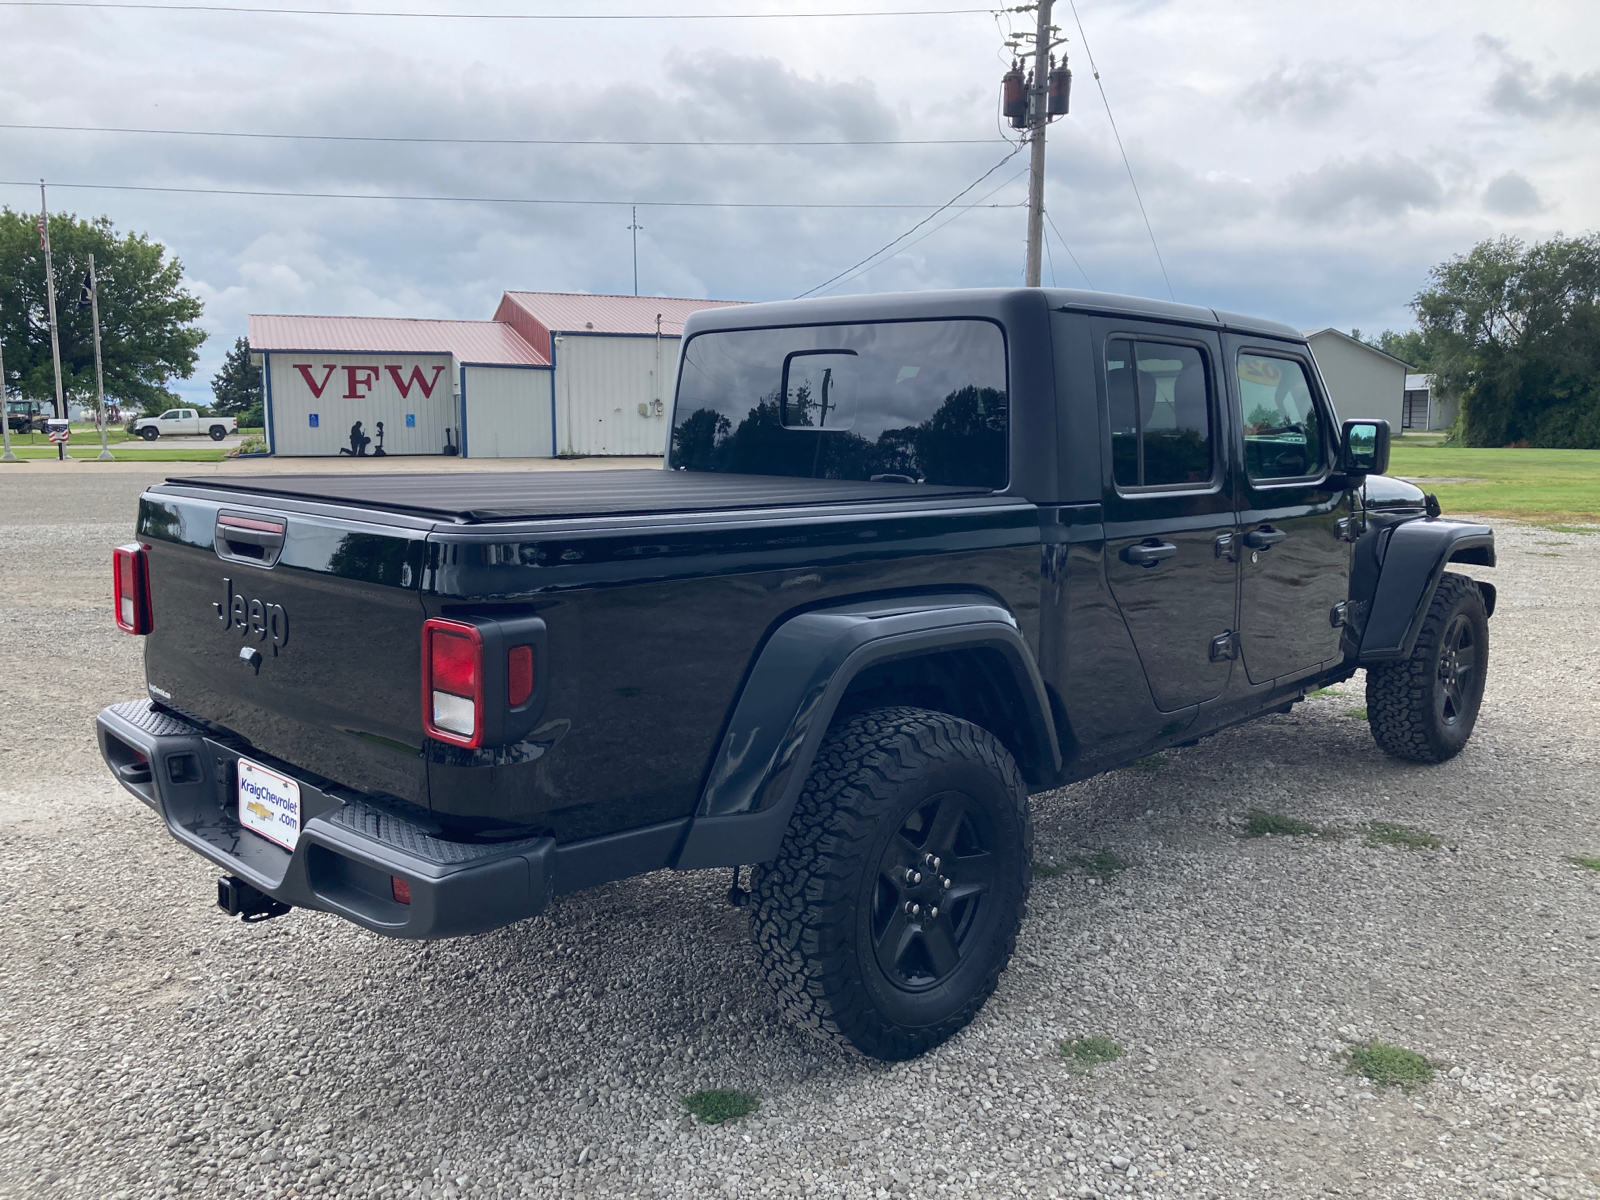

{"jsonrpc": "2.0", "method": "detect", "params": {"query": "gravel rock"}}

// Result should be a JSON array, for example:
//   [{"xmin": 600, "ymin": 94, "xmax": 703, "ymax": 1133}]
[{"xmin": 0, "ymin": 469, "xmax": 1597, "ymax": 1200}]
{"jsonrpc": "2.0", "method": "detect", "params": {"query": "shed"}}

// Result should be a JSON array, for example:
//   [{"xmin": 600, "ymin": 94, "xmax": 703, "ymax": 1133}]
[
  {"xmin": 495, "ymin": 292, "xmax": 747, "ymax": 456},
  {"xmin": 1403, "ymin": 373, "xmax": 1457, "ymax": 432},
  {"xmin": 1301, "ymin": 329, "xmax": 1409, "ymax": 431}
]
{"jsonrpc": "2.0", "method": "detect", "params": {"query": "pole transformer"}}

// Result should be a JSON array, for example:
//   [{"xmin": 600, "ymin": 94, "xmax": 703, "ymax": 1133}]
[{"xmin": 1023, "ymin": 0, "xmax": 1054, "ymax": 288}]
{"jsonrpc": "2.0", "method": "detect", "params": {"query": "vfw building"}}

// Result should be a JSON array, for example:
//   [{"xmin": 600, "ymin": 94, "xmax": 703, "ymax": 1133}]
[{"xmin": 248, "ymin": 291, "xmax": 744, "ymax": 458}]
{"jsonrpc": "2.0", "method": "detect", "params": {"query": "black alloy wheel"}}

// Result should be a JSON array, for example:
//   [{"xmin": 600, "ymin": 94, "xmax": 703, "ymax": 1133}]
[
  {"xmin": 1367, "ymin": 571, "xmax": 1489, "ymax": 763},
  {"xmin": 869, "ymin": 789, "xmax": 997, "ymax": 992},
  {"xmin": 752, "ymin": 706, "xmax": 1031, "ymax": 1061}
]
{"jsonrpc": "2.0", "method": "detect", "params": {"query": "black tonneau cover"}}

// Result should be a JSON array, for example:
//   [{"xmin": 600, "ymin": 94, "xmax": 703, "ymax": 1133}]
[{"xmin": 163, "ymin": 469, "xmax": 997, "ymax": 524}]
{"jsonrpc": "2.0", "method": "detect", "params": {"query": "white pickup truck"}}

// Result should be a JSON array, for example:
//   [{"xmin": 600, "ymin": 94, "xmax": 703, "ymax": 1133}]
[{"xmin": 130, "ymin": 408, "xmax": 236, "ymax": 441}]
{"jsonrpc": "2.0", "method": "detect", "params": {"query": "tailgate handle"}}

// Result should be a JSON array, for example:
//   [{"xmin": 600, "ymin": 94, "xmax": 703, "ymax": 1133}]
[{"xmin": 215, "ymin": 512, "xmax": 286, "ymax": 568}]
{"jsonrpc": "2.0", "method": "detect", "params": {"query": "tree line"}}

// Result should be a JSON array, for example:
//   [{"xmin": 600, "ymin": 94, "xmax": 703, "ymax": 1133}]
[{"xmin": 1361, "ymin": 232, "xmax": 1600, "ymax": 449}]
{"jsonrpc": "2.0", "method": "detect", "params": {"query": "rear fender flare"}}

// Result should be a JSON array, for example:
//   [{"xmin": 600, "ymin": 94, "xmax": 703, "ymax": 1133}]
[
  {"xmin": 673, "ymin": 593, "xmax": 1060, "ymax": 870},
  {"xmin": 1358, "ymin": 519, "xmax": 1495, "ymax": 663}
]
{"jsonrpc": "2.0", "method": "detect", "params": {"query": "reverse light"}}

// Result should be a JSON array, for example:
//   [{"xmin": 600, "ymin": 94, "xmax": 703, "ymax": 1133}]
[
  {"xmin": 422, "ymin": 618, "xmax": 484, "ymax": 746},
  {"xmin": 112, "ymin": 544, "xmax": 153, "ymax": 634}
]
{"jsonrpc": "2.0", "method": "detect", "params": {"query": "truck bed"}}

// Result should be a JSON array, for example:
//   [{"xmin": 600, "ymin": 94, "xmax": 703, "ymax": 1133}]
[{"xmin": 164, "ymin": 469, "xmax": 996, "ymax": 524}]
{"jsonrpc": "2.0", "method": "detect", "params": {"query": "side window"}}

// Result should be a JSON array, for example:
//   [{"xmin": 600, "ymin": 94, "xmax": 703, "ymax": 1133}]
[
  {"xmin": 158, "ymin": 410, "xmax": 179, "ymax": 420},
  {"xmin": 1107, "ymin": 339, "xmax": 1213, "ymax": 489},
  {"xmin": 1237, "ymin": 353, "xmax": 1325, "ymax": 481}
]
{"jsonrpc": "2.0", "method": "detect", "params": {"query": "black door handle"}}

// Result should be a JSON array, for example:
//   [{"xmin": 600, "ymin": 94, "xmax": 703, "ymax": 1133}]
[
  {"xmin": 1122, "ymin": 540, "xmax": 1178, "ymax": 567},
  {"xmin": 1243, "ymin": 526, "xmax": 1287, "ymax": 550}
]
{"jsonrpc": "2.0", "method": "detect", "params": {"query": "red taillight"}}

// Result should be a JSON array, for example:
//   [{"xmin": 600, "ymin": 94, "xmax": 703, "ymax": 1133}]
[
  {"xmin": 508, "ymin": 645, "xmax": 534, "ymax": 708},
  {"xmin": 112, "ymin": 544, "xmax": 153, "ymax": 634},
  {"xmin": 391, "ymin": 876, "xmax": 411, "ymax": 905},
  {"xmin": 422, "ymin": 619, "xmax": 483, "ymax": 747}
]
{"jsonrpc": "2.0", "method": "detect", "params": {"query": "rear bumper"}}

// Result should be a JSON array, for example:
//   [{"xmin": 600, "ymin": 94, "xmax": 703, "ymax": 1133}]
[{"xmin": 97, "ymin": 699, "xmax": 555, "ymax": 939}]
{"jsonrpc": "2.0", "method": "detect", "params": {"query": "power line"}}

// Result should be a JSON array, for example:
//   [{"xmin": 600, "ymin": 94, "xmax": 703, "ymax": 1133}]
[
  {"xmin": 814, "ymin": 163, "xmax": 1028, "ymax": 296},
  {"xmin": 0, "ymin": 1, "xmax": 989, "ymax": 17},
  {"xmin": 0, "ymin": 178, "xmax": 1023, "ymax": 210},
  {"xmin": 0, "ymin": 122, "xmax": 1005, "ymax": 148},
  {"xmin": 1064, "ymin": 0, "xmax": 1173, "ymax": 301},
  {"xmin": 797, "ymin": 148, "xmax": 1027, "ymax": 298},
  {"xmin": 1044, "ymin": 208, "xmax": 1092, "ymax": 288}
]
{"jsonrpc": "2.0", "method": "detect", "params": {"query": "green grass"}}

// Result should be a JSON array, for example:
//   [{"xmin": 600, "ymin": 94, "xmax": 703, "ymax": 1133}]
[
  {"xmin": 1059, "ymin": 1036, "xmax": 1122, "ymax": 1072},
  {"xmin": 1129, "ymin": 753, "xmax": 1166, "ymax": 772},
  {"xmin": 1387, "ymin": 445, "xmax": 1600, "ymax": 523},
  {"xmin": 1566, "ymin": 855, "xmax": 1600, "ymax": 872},
  {"xmin": 1545, "ymin": 524, "xmax": 1599, "ymax": 535},
  {"xmin": 1066, "ymin": 848, "xmax": 1132, "ymax": 880},
  {"xmin": 1308, "ymin": 686, "xmax": 1344, "ymax": 698},
  {"xmin": 1344, "ymin": 706, "xmax": 1369, "ymax": 720},
  {"xmin": 3, "ymin": 445, "xmax": 229, "ymax": 461},
  {"xmin": 1241, "ymin": 809, "xmax": 1338, "ymax": 840},
  {"xmin": 1345, "ymin": 1041, "xmax": 1438, "ymax": 1091},
  {"xmin": 681, "ymin": 1089, "xmax": 760, "ymax": 1125},
  {"xmin": 1363, "ymin": 821, "xmax": 1443, "ymax": 851},
  {"xmin": 1032, "ymin": 860, "xmax": 1070, "ymax": 879}
]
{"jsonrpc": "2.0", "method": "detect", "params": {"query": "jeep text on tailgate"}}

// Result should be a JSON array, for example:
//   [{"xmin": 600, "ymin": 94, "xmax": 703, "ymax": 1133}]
[{"xmin": 99, "ymin": 288, "xmax": 1496, "ymax": 1060}]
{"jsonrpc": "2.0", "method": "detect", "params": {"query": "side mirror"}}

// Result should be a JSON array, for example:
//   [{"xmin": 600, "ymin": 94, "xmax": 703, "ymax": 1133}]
[{"xmin": 1339, "ymin": 419, "xmax": 1390, "ymax": 477}]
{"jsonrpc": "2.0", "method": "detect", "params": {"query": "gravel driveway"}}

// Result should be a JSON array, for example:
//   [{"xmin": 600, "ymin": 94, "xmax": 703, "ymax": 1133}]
[{"xmin": 1, "ymin": 469, "xmax": 1596, "ymax": 1200}]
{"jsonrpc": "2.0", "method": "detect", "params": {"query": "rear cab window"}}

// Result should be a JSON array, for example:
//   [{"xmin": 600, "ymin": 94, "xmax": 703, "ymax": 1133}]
[
  {"xmin": 670, "ymin": 319, "xmax": 1009, "ymax": 488},
  {"xmin": 1107, "ymin": 338, "xmax": 1215, "ymax": 490}
]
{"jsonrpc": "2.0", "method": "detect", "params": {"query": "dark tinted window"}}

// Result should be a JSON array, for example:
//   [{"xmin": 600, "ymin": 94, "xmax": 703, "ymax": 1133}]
[
  {"xmin": 670, "ymin": 319, "xmax": 1008, "ymax": 487},
  {"xmin": 1108, "ymin": 339, "xmax": 1213, "ymax": 489},
  {"xmin": 1237, "ymin": 353, "xmax": 1325, "ymax": 481}
]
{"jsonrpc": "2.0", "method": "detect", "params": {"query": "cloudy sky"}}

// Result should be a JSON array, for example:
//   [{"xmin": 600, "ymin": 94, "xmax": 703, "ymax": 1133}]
[{"xmin": 2, "ymin": 0, "xmax": 1596, "ymax": 403}]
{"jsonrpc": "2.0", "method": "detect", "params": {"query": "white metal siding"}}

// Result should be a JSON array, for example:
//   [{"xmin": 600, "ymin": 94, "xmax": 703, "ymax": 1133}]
[
  {"xmin": 554, "ymin": 334, "xmax": 677, "ymax": 456},
  {"xmin": 462, "ymin": 366, "xmax": 554, "ymax": 458},
  {"xmin": 267, "ymin": 353, "xmax": 458, "ymax": 457},
  {"xmin": 1306, "ymin": 336, "xmax": 1405, "ymax": 430}
]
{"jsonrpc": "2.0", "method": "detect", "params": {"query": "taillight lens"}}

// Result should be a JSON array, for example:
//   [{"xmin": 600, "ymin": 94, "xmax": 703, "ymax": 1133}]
[
  {"xmin": 422, "ymin": 619, "xmax": 483, "ymax": 746},
  {"xmin": 112, "ymin": 544, "xmax": 153, "ymax": 634},
  {"xmin": 508, "ymin": 644, "xmax": 534, "ymax": 708}
]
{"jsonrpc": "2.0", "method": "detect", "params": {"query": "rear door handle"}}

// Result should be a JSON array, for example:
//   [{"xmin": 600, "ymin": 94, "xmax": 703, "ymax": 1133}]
[
  {"xmin": 1243, "ymin": 526, "xmax": 1287, "ymax": 550},
  {"xmin": 1122, "ymin": 540, "xmax": 1178, "ymax": 567}
]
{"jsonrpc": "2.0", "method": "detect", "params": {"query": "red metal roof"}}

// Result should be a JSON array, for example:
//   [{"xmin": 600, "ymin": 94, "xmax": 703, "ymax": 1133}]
[
  {"xmin": 248, "ymin": 314, "xmax": 548, "ymax": 366},
  {"xmin": 494, "ymin": 291, "xmax": 746, "ymax": 359}
]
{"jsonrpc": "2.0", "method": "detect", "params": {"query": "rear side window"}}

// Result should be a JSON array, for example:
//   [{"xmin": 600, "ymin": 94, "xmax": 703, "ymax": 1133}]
[
  {"xmin": 1107, "ymin": 339, "xmax": 1213, "ymax": 489},
  {"xmin": 1237, "ymin": 353, "xmax": 1325, "ymax": 481},
  {"xmin": 671, "ymin": 319, "xmax": 1008, "ymax": 487}
]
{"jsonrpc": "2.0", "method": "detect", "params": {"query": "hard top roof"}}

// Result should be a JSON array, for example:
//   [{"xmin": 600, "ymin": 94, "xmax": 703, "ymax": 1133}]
[{"xmin": 679, "ymin": 287, "xmax": 1302, "ymax": 342}]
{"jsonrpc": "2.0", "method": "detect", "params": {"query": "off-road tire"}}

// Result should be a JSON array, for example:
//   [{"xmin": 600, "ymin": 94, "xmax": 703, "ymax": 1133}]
[
  {"xmin": 750, "ymin": 706, "xmax": 1032, "ymax": 1061},
  {"xmin": 1366, "ymin": 571, "xmax": 1489, "ymax": 763}
]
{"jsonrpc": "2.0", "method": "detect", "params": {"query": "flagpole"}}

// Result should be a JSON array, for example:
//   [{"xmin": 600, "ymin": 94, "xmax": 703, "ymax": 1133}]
[
  {"xmin": 0, "ymin": 306, "xmax": 20, "ymax": 463},
  {"xmin": 39, "ymin": 180, "xmax": 68, "ymax": 461},
  {"xmin": 88, "ymin": 254, "xmax": 112, "ymax": 460}
]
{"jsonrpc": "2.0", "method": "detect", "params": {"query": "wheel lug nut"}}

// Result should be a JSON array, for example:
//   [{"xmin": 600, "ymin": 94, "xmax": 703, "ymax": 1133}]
[
  {"xmin": 932, "ymin": 857, "xmax": 941, "ymax": 871},
  {"xmin": 912, "ymin": 903, "xmax": 921, "ymax": 916},
  {"xmin": 942, "ymin": 877, "xmax": 951, "ymax": 889},
  {"xmin": 930, "ymin": 906, "xmax": 938, "ymax": 919},
  {"xmin": 904, "ymin": 900, "xmax": 915, "ymax": 914},
  {"xmin": 905, "ymin": 869, "xmax": 916, "ymax": 883},
  {"xmin": 913, "ymin": 872, "xmax": 922, "ymax": 884}
]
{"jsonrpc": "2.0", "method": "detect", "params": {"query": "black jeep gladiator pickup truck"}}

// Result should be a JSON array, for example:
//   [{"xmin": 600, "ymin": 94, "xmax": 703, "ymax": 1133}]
[{"xmin": 99, "ymin": 288, "xmax": 1495, "ymax": 1060}]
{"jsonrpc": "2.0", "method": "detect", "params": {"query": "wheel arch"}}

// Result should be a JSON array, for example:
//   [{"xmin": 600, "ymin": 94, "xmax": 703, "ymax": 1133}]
[
  {"xmin": 673, "ymin": 593, "xmax": 1060, "ymax": 870},
  {"xmin": 1358, "ymin": 518, "xmax": 1495, "ymax": 663}
]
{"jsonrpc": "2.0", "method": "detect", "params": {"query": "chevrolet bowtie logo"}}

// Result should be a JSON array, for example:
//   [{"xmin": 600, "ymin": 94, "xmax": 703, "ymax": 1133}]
[{"xmin": 245, "ymin": 800, "xmax": 273, "ymax": 822}]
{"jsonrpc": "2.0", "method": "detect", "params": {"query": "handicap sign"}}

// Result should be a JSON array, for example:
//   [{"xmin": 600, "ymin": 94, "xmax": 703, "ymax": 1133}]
[
  {"xmin": 308, "ymin": 413, "xmax": 319, "ymax": 428},
  {"xmin": 405, "ymin": 414, "xmax": 415, "ymax": 428}
]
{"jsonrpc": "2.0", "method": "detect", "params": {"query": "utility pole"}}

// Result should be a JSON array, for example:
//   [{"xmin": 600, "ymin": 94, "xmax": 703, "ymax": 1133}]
[
  {"xmin": 628, "ymin": 206, "xmax": 642, "ymax": 296},
  {"xmin": 38, "ymin": 181, "xmax": 67, "ymax": 460},
  {"xmin": 0, "ymin": 306, "xmax": 18, "ymax": 463},
  {"xmin": 1023, "ymin": 0, "xmax": 1054, "ymax": 287},
  {"xmin": 88, "ymin": 254, "xmax": 113, "ymax": 460}
]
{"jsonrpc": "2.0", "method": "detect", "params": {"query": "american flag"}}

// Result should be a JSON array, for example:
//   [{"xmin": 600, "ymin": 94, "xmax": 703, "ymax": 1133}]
[{"xmin": 36, "ymin": 215, "xmax": 47, "ymax": 250}]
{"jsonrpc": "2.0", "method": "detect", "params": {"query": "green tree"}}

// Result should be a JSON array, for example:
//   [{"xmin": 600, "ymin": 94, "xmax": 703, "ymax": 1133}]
[
  {"xmin": 1355, "ymin": 328, "xmax": 1431, "ymax": 369},
  {"xmin": 1412, "ymin": 233, "xmax": 1600, "ymax": 448},
  {"xmin": 210, "ymin": 335, "xmax": 262, "ymax": 418},
  {"xmin": 0, "ymin": 208, "xmax": 206, "ymax": 415}
]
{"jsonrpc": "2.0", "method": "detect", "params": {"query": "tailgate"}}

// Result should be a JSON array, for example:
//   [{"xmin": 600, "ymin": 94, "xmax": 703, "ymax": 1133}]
[{"xmin": 138, "ymin": 486, "xmax": 432, "ymax": 805}]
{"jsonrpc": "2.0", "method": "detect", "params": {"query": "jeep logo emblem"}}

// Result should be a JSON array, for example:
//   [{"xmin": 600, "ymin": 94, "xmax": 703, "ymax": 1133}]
[{"xmin": 214, "ymin": 577, "xmax": 289, "ymax": 655}]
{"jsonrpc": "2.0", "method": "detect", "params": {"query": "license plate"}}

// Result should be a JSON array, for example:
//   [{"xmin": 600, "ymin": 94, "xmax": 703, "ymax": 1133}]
[{"xmin": 237, "ymin": 757, "xmax": 302, "ymax": 850}]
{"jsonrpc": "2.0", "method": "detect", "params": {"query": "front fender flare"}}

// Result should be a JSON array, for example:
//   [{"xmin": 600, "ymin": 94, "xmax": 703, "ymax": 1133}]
[
  {"xmin": 1358, "ymin": 518, "xmax": 1495, "ymax": 663},
  {"xmin": 673, "ymin": 593, "xmax": 1060, "ymax": 870}
]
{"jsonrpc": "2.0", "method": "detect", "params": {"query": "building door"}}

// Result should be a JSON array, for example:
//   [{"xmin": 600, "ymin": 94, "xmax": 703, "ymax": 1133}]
[
  {"xmin": 1099, "ymin": 328, "xmax": 1239, "ymax": 712},
  {"xmin": 1229, "ymin": 343, "xmax": 1354, "ymax": 684}
]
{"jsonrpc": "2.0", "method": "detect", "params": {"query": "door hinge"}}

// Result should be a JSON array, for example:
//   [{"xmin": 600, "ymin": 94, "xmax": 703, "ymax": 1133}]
[
  {"xmin": 1336, "ymin": 515, "xmax": 1363, "ymax": 542},
  {"xmin": 1209, "ymin": 630, "xmax": 1240, "ymax": 662},
  {"xmin": 1330, "ymin": 600, "xmax": 1368, "ymax": 629},
  {"xmin": 1214, "ymin": 532, "xmax": 1240, "ymax": 562}
]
